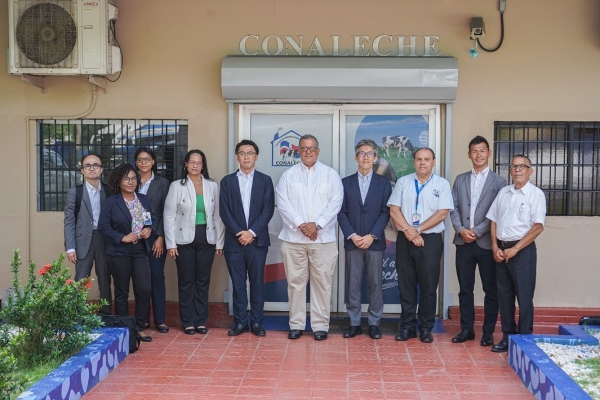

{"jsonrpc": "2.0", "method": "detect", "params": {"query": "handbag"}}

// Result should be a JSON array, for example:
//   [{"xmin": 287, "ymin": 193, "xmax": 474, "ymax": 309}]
[{"xmin": 100, "ymin": 314, "xmax": 141, "ymax": 353}]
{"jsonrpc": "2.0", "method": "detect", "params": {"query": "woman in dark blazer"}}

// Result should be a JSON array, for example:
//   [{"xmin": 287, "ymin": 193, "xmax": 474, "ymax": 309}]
[
  {"xmin": 98, "ymin": 163, "xmax": 155, "ymax": 341},
  {"xmin": 135, "ymin": 147, "xmax": 170, "ymax": 333},
  {"xmin": 164, "ymin": 149, "xmax": 224, "ymax": 335}
]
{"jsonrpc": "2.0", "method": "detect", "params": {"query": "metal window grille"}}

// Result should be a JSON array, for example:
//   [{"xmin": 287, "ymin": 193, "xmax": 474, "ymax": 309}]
[
  {"xmin": 38, "ymin": 119, "xmax": 189, "ymax": 211},
  {"xmin": 494, "ymin": 121, "xmax": 600, "ymax": 216}
]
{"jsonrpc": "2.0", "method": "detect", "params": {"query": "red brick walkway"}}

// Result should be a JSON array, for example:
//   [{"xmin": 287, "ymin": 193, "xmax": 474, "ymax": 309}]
[{"xmin": 84, "ymin": 328, "xmax": 532, "ymax": 399}]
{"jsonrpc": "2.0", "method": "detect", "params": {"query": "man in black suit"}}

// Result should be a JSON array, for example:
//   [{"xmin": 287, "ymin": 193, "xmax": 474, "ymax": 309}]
[
  {"xmin": 64, "ymin": 153, "xmax": 112, "ymax": 314},
  {"xmin": 220, "ymin": 140, "xmax": 275, "ymax": 336},
  {"xmin": 338, "ymin": 139, "xmax": 391, "ymax": 339},
  {"xmin": 450, "ymin": 136, "xmax": 506, "ymax": 346}
]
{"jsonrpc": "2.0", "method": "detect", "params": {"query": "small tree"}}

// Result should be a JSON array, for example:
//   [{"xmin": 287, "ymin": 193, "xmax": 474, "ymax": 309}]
[{"xmin": 0, "ymin": 250, "xmax": 106, "ymax": 365}]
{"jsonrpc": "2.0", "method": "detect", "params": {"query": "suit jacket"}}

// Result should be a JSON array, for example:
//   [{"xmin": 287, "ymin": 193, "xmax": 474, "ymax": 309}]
[
  {"xmin": 338, "ymin": 172, "xmax": 392, "ymax": 251},
  {"xmin": 219, "ymin": 170, "xmax": 275, "ymax": 252},
  {"xmin": 98, "ymin": 192, "xmax": 156, "ymax": 256},
  {"xmin": 64, "ymin": 182, "xmax": 108, "ymax": 259},
  {"xmin": 450, "ymin": 169, "xmax": 507, "ymax": 250},
  {"xmin": 144, "ymin": 175, "xmax": 170, "ymax": 238},
  {"xmin": 163, "ymin": 176, "xmax": 225, "ymax": 250}
]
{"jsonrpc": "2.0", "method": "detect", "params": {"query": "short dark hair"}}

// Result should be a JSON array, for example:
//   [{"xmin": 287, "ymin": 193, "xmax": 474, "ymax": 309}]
[
  {"xmin": 512, "ymin": 154, "xmax": 532, "ymax": 165},
  {"xmin": 355, "ymin": 139, "xmax": 378, "ymax": 153},
  {"xmin": 299, "ymin": 134, "xmax": 319, "ymax": 148},
  {"xmin": 80, "ymin": 152, "xmax": 103, "ymax": 167},
  {"xmin": 134, "ymin": 147, "xmax": 158, "ymax": 173},
  {"xmin": 468, "ymin": 135, "xmax": 490, "ymax": 151},
  {"xmin": 414, "ymin": 147, "xmax": 436, "ymax": 160},
  {"xmin": 107, "ymin": 163, "xmax": 139, "ymax": 195},
  {"xmin": 235, "ymin": 139, "xmax": 259, "ymax": 155}
]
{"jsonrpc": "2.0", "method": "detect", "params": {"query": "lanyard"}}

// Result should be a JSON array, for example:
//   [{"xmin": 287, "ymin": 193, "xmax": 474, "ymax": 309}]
[{"xmin": 414, "ymin": 174, "xmax": 433, "ymax": 213}]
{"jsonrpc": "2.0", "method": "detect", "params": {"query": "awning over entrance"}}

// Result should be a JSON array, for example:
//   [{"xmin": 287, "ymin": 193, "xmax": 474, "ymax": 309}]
[{"xmin": 221, "ymin": 56, "xmax": 458, "ymax": 103}]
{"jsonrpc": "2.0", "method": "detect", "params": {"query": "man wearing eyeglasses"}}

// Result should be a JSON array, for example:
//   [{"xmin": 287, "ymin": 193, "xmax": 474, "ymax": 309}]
[
  {"xmin": 450, "ymin": 136, "xmax": 506, "ymax": 347},
  {"xmin": 338, "ymin": 139, "xmax": 391, "ymax": 339},
  {"xmin": 276, "ymin": 134, "xmax": 343, "ymax": 341},
  {"xmin": 64, "ymin": 153, "xmax": 112, "ymax": 313},
  {"xmin": 486, "ymin": 155, "xmax": 546, "ymax": 353},
  {"xmin": 388, "ymin": 147, "xmax": 454, "ymax": 343},
  {"xmin": 219, "ymin": 140, "xmax": 275, "ymax": 337}
]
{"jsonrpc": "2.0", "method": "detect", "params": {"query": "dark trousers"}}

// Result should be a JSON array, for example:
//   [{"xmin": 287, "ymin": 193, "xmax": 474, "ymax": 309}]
[
  {"xmin": 107, "ymin": 241, "xmax": 151, "ymax": 332},
  {"xmin": 75, "ymin": 231, "xmax": 112, "ymax": 314},
  {"xmin": 224, "ymin": 245, "xmax": 268, "ymax": 326},
  {"xmin": 455, "ymin": 241, "xmax": 498, "ymax": 334},
  {"xmin": 496, "ymin": 241, "xmax": 537, "ymax": 337},
  {"xmin": 344, "ymin": 248, "xmax": 384, "ymax": 327},
  {"xmin": 147, "ymin": 235, "xmax": 167, "ymax": 326},
  {"xmin": 176, "ymin": 224, "xmax": 215, "ymax": 329},
  {"xmin": 395, "ymin": 232, "xmax": 443, "ymax": 331}
]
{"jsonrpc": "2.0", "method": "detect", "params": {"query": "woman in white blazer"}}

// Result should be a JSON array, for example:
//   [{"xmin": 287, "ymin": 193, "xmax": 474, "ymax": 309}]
[{"xmin": 164, "ymin": 149, "xmax": 224, "ymax": 335}]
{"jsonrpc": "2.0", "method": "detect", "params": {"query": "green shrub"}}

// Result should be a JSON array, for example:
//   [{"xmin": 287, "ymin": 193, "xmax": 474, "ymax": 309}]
[
  {"xmin": 0, "ymin": 250, "xmax": 106, "ymax": 366},
  {"xmin": 0, "ymin": 347, "xmax": 29, "ymax": 400}
]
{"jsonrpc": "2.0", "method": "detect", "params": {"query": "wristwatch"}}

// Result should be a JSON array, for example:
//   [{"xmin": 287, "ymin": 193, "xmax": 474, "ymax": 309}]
[
  {"xmin": 415, "ymin": 226, "xmax": 421, "ymax": 234},
  {"xmin": 315, "ymin": 223, "xmax": 322, "ymax": 230},
  {"xmin": 370, "ymin": 234, "xmax": 378, "ymax": 241}
]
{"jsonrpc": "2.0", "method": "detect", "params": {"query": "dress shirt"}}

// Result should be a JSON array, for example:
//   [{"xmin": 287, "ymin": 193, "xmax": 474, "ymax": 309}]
[
  {"xmin": 387, "ymin": 173, "xmax": 454, "ymax": 234},
  {"xmin": 236, "ymin": 169, "xmax": 255, "ymax": 236},
  {"xmin": 276, "ymin": 161, "xmax": 344, "ymax": 243},
  {"xmin": 469, "ymin": 167, "xmax": 489, "ymax": 229},
  {"xmin": 486, "ymin": 181, "xmax": 546, "ymax": 241},
  {"xmin": 138, "ymin": 172, "xmax": 154, "ymax": 195},
  {"xmin": 358, "ymin": 170, "xmax": 373, "ymax": 204},
  {"xmin": 86, "ymin": 180, "xmax": 102, "ymax": 229}
]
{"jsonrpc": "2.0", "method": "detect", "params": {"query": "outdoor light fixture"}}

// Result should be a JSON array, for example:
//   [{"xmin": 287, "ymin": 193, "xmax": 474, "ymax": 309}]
[{"xmin": 469, "ymin": 0, "xmax": 506, "ymax": 57}]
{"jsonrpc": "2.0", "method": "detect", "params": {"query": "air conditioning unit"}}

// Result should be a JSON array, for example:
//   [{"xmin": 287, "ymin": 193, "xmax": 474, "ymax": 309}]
[{"xmin": 7, "ymin": 0, "xmax": 121, "ymax": 76}]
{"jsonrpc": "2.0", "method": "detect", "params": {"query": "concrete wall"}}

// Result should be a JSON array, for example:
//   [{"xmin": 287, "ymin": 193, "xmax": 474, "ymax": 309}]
[{"xmin": 1, "ymin": 0, "xmax": 599, "ymax": 308}]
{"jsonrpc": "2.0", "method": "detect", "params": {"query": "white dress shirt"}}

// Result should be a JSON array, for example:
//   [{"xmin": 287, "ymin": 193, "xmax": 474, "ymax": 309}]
[
  {"xmin": 469, "ymin": 167, "xmax": 489, "ymax": 229},
  {"xmin": 237, "ymin": 169, "xmax": 255, "ymax": 234},
  {"xmin": 138, "ymin": 172, "xmax": 154, "ymax": 195},
  {"xmin": 387, "ymin": 173, "xmax": 454, "ymax": 234},
  {"xmin": 486, "ymin": 181, "xmax": 546, "ymax": 241},
  {"xmin": 358, "ymin": 170, "xmax": 373, "ymax": 204},
  {"xmin": 276, "ymin": 161, "xmax": 344, "ymax": 243},
  {"xmin": 86, "ymin": 180, "xmax": 102, "ymax": 229}
]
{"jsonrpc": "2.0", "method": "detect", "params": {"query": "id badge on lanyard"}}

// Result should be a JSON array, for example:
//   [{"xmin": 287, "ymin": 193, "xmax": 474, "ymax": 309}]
[{"xmin": 413, "ymin": 177, "xmax": 430, "ymax": 226}]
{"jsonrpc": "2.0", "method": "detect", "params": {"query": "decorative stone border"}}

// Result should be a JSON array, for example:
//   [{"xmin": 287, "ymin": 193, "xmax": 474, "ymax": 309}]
[
  {"xmin": 508, "ymin": 324, "xmax": 599, "ymax": 400},
  {"xmin": 16, "ymin": 327, "xmax": 129, "ymax": 400}
]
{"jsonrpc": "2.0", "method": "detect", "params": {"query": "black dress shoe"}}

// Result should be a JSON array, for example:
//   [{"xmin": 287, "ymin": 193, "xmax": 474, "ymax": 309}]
[
  {"xmin": 420, "ymin": 328, "xmax": 433, "ymax": 343},
  {"xmin": 157, "ymin": 325, "xmax": 169, "ymax": 333},
  {"xmin": 452, "ymin": 329, "xmax": 475, "ymax": 343},
  {"xmin": 343, "ymin": 325, "xmax": 363, "ymax": 338},
  {"xmin": 288, "ymin": 329, "xmax": 303, "ymax": 339},
  {"xmin": 491, "ymin": 339, "xmax": 509, "ymax": 353},
  {"xmin": 251, "ymin": 323, "xmax": 266, "ymax": 337},
  {"xmin": 314, "ymin": 331, "xmax": 328, "ymax": 341},
  {"xmin": 184, "ymin": 328, "xmax": 195, "ymax": 335},
  {"xmin": 227, "ymin": 324, "xmax": 249, "ymax": 336},
  {"xmin": 395, "ymin": 329, "xmax": 417, "ymax": 341},
  {"xmin": 480, "ymin": 334, "xmax": 494, "ymax": 347},
  {"xmin": 195, "ymin": 326, "xmax": 208, "ymax": 334},
  {"xmin": 138, "ymin": 334, "xmax": 153, "ymax": 342},
  {"xmin": 368, "ymin": 325, "xmax": 382, "ymax": 339}
]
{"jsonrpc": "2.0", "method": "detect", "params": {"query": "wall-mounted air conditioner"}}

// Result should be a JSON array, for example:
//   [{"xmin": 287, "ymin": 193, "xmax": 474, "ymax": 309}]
[{"xmin": 8, "ymin": 0, "xmax": 121, "ymax": 76}]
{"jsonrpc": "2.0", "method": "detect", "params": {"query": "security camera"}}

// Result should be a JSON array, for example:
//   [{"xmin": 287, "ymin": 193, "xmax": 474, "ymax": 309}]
[{"xmin": 470, "ymin": 17, "xmax": 486, "ymax": 39}]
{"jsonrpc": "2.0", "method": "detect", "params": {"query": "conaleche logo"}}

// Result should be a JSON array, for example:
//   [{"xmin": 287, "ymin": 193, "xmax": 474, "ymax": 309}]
[
  {"xmin": 83, "ymin": 1, "xmax": 99, "ymax": 6},
  {"xmin": 270, "ymin": 128, "xmax": 301, "ymax": 167}
]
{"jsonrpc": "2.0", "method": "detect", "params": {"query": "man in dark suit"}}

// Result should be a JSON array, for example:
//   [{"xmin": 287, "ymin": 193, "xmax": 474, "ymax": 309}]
[
  {"xmin": 338, "ymin": 139, "xmax": 392, "ymax": 339},
  {"xmin": 64, "ymin": 153, "xmax": 112, "ymax": 314},
  {"xmin": 220, "ymin": 139, "xmax": 275, "ymax": 337},
  {"xmin": 450, "ymin": 136, "xmax": 507, "ymax": 346}
]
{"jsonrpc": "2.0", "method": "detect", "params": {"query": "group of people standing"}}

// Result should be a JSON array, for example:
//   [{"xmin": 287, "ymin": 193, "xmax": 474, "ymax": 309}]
[{"xmin": 63, "ymin": 133, "xmax": 545, "ymax": 352}]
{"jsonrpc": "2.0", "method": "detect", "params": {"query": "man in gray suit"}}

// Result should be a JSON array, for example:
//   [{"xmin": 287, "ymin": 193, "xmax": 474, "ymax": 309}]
[
  {"xmin": 450, "ymin": 136, "xmax": 506, "ymax": 346},
  {"xmin": 64, "ymin": 153, "xmax": 112, "ymax": 313}
]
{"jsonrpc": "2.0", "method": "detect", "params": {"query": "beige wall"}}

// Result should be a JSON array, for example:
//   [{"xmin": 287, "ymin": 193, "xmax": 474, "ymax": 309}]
[{"xmin": 1, "ymin": 0, "xmax": 599, "ymax": 309}]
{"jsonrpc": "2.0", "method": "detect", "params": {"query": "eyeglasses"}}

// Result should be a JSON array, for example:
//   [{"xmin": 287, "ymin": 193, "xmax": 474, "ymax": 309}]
[
  {"xmin": 83, "ymin": 163, "xmax": 102, "ymax": 170},
  {"xmin": 509, "ymin": 164, "xmax": 532, "ymax": 171},
  {"xmin": 187, "ymin": 161, "xmax": 203, "ymax": 167},
  {"xmin": 136, "ymin": 157, "xmax": 152, "ymax": 164},
  {"xmin": 237, "ymin": 151, "xmax": 257, "ymax": 157},
  {"xmin": 122, "ymin": 176, "xmax": 137, "ymax": 183},
  {"xmin": 356, "ymin": 151, "xmax": 376, "ymax": 158},
  {"xmin": 299, "ymin": 146, "xmax": 319, "ymax": 153}
]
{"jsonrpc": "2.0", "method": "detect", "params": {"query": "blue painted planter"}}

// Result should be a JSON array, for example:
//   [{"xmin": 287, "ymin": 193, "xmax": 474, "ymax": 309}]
[
  {"xmin": 16, "ymin": 327, "xmax": 129, "ymax": 400},
  {"xmin": 508, "ymin": 325, "xmax": 599, "ymax": 400}
]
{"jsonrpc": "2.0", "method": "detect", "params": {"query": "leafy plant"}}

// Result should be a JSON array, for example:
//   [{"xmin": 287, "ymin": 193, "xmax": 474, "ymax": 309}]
[
  {"xmin": 0, "ymin": 250, "xmax": 106, "ymax": 366},
  {"xmin": 0, "ymin": 347, "xmax": 29, "ymax": 400}
]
